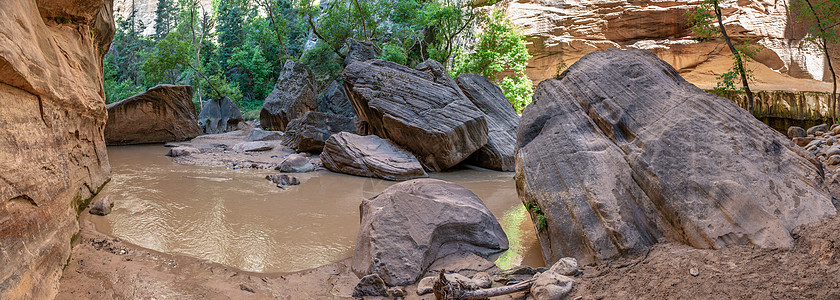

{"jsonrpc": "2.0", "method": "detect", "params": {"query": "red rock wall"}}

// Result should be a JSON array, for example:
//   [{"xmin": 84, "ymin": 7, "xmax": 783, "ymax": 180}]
[{"xmin": 0, "ymin": 1, "xmax": 114, "ymax": 299}]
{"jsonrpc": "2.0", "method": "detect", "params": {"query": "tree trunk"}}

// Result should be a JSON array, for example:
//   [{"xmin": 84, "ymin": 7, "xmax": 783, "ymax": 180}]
[
  {"xmin": 804, "ymin": 0, "xmax": 838, "ymax": 124},
  {"xmin": 714, "ymin": 0, "xmax": 755, "ymax": 113}
]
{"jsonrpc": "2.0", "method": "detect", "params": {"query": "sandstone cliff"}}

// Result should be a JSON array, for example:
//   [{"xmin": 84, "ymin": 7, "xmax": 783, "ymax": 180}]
[
  {"xmin": 501, "ymin": 0, "xmax": 839, "ymax": 88},
  {"xmin": 0, "ymin": 0, "xmax": 114, "ymax": 299},
  {"xmin": 113, "ymin": 0, "xmax": 212, "ymax": 36}
]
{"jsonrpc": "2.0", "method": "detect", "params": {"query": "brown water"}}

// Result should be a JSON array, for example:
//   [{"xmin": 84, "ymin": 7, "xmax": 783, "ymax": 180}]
[{"xmin": 92, "ymin": 145, "xmax": 544, "ymax": 273}]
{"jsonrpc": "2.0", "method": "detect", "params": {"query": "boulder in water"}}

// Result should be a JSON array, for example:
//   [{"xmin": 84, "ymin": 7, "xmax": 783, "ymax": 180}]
[
  {"xmin": 88, "ymin": 196, "xmax": 114, "ymax": 216},
  {"xmin": 352, "ymin": 178, "xmax": 508, "ymax": 286},
  {"xmin": 516, "ymin": 49, "xmax": 836, "ymax": 266},
  {"xmin": 320, "ymin": 132, "xmax": 427, "ymax": 181},
  {"xmin": 343, "ymin": 59, "xmax": 488, "ymax": 171},
  {"xmin": 456, "ymin": 73, "xmax": 519, "ymax": 171},
  {"xmin": 105, "ymin": 85, "xmax": 201, "ymax": 145},
  {"xmin": 276, "ymin": 153, "xmax": 315, "ymax": 173}
]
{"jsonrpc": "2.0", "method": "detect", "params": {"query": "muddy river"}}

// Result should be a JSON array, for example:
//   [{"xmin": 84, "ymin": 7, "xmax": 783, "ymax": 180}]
[{"xmin": 90, "ymin": 145, "xmax": 543, "ymax": 273}]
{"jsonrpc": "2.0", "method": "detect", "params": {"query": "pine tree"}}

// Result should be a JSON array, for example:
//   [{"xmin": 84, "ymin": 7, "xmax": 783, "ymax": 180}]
[
  {"xmin": 155, "ymin": 0, "xmax": 178, "ymax": 40},
  {"xmin": 215, "ymin": 0, "xmax": 246, "ymax": 73}
]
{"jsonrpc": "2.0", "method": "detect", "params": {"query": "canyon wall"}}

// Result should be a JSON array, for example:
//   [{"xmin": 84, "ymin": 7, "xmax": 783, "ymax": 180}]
[
  {"xmin": 501, "ymin": 0, "xmax": 840, "ymax": 86},
  {"xmin": 0, "ymin": 0, "xmax": 114, "ymax": 299},
  {"xmin": 113, "ymin": 0, "xmax": 213, "ymax": 36}
]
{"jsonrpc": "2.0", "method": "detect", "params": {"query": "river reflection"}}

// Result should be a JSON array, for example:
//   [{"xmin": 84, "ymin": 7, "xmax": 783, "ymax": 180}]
[{"xmin": 93, "ymin": 144, "xmax": 543, "ymax": 273}]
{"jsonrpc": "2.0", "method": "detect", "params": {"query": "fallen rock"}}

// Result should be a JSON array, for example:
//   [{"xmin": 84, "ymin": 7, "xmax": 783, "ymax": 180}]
[
  {"xmin": 808, "ymin": 124, "xmax": 829, "ymax": 136},
  {"xmin": 232, "ymin": 141, "xmax": 273, "ymax": 152},
  {"xmin": 343, "ymin": 59, "xmax": 488, "ymax": 171},
  {"xmin": 828, "ymin": 155, "xmax": 840, "ymax": 165},
  {"xmin": 166, "ymin": 146, "xmax": 200, "ymax": 157},
  {"xmin": 344, "ymin": 38, "xmax": 377, "ymax": 67},
  {"xmin": 260, "ymin": 60, "xmax": 317, "ymax": 131},
  {"xmin": 794, "ymin": 137, "xmax": 816, "ymax": 147},
  {"xmin": 105, "ymin": 85, "xmax": 201, "ymax": 145},
  {"xmin": 472, "ymin": 272, "xmax": 492, "ymax": 289},
  {"xmin": 456, "ymin": 73, "xmax": 519, "ymax": 171},
  {"xmin": 415, "ymin": 273, "xmax": 478, "ymax": 296},
  {"xmin": 89, "ymin": 196, "xmax": 114, "ymax": 216},
  {"xmin": 276, "ymin": 153, "xmax": 315, "ymax": 173},
  {"xmin": 387, "ymin": 286, "xmax": 406, "ymax": 298},
  {"xmin": 530, "ymin": 271, "xmax": 574, "ymax": 300},
  {"xmin": 549, "ymin": 257, "xmax": 579, "ymax": 276},
  {"xmin": 317, "ymin": 80, "xmax": 356, "ymax": 118},
  {"xmin": 352, "ymin": 274, "xmax": 389, "ymax": 298},
  {"xmin": 320, "ymin": 132, "xmax": 427, "ymax": 181},
  {"xmin": 247, "ymin": 128, "xmax": 284, "ymax": 141},
  {"xmin": 352, "ymin": 179, "xmax": 508, "ymax": 286},
  {"xmin": 265, "ymin": 174, "xmax": 300, "ymax": 187},
  {"xmin": 281, "ymin": 111, "xmax": 357, "ymax": 153},
  {"xmin": 787, "ymin": 126, "xmax": 807, "ymax": 139},
  {"xmin": 516, "ymin": 49, "xmax": 836, "ymax": 266},
  {"xmin": 197, "ymin": 97, "xmax": 243, "ymax": 134}
]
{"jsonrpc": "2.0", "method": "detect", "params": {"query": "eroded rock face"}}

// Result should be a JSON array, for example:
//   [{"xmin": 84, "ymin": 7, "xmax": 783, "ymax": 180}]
[
  {"xmin": 198, "ymin": 97, "xmax": 243, "ymax": 134},
  {"xmin": 456, "ymin": 73, "xmax": 519, "ymax": 171},
  {"xmin": 0, "ymin": 0, "xmax": 114, "ymax": 298},
  {"xmin": 261, "ymin": 60, "xmax": 317, "ymax": 131},
  {"xmin": 352, "ymin": 179, "xmax": 508, "ymax": 286},
  {"xmin": 320, "ymin": 132, "xmax": 427, "ymax": 181},
  {"xmin": 281, "ymin": 111, "xmax": 357, "ymax": 153},
  {"xmin": 501, "ymin": 0, "xmax": 839, "ymax": 85},
  {"xmin": 105, "ymin": 85, "xmax": 201, "ymax": 145},
  {"xmin": 343, "ymin": 59, "xmax": 488, "ymax": 171},
  {"xmin": 317, "ymin": 80, "xmax": 356, "ymax": 118},
  {"xmin": 516, "ymin": 49, "xmax": 836, "ymax": 266}
]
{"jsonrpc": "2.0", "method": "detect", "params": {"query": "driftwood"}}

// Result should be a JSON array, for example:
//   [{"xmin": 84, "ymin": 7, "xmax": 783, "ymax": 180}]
[{"xmin": 432, "ymin": 270, "xmax": 535, "ymax": 300}]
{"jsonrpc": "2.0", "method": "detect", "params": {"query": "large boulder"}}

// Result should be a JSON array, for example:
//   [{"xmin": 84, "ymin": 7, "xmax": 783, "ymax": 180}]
[
  {"xmin": 105, "ymin": 85, "xmax": 201, "ymax": 145},
  {"xmin": 197, "ymin": 97, "xmax": 243, "ymax": 134},
  {"xmin": 281, "ymin": 111, "xmax": 357, "ymax": 153},
  {"xmin": 456, "ymin": 73, "xmax": 519, "ymax": 171},
  {"xmin": 317, "ymin": 80, "xmax": 356, "ymax": 118},
  {"xmin": 0, "ymin": 0, "xmax": 114, "ymax": 298},
  {"xmin": 352, "ymin": 179, "xmax": 508, "ymax": 286},
  {"xmin": 343, "ymin": 59, "xmax": 488, "ymax": 171},
  {"xmin": 320, "ymin": 132, "xmax": 427, "ymax": 181},
  {"xmin": 343, "ymin": 38, "xmax": 378, "ymax": 67},
  {"xmin": 516, "ymin": 49, "xmax": 837, "ymax": 266},
  {"xmin": 260, "ymin": 60, "xmax": 317, "ymax": 131}
]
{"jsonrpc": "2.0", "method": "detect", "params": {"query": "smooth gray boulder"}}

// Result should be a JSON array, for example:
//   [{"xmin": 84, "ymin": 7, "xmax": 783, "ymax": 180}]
[
  {"xmin": 260, "ymin": 60, "xmax": 317, "ymax": 131},
  {"xmin": 531, "ymin": 271, "xmax": 574, "ymax": 300},
  {"xmin": 197, "ymin": 97, "xmax": 243, "ymax": 134},
  {"xmin": 232, "ymin": 141, "xmax": 273, "ymax": 152},
  {"xmin": 281, "ymin": 111, "xmax": 357, "ymax": 153},
  {"xmin": 352, "ymin": 274, "xmax": 388, "ymax": 298},
  {"xmin": 320, "ymin": 132, "xmax": 427, "ymax": 181},
  {"xmin": 247, "ymin": 128, "xmax": 284, "ymax": 141},
  {"xmin": 343, "ymin": 59, "xmax": 488, "ymax": 171},
  {"xmin": 352, "ymin": 179, "xmax": 508, "ymax": 286},
  {"xmin": 787, "ymin": 126, "xmax": 807, "ymax": 139},
  {"xmin": 456, "ymin": 73, "xmax": 519, "ymax": 171},
  {"xmin": 89, "ymin": 196, "xmax": 113, "ymax": 216},
  {"xmin": 276, "ymin": 153, "xmax": 315, "ymax": 173},
  {"xmin": 516, "ymin": 48, "xmax": 836, "ymax": 266},
  {"xmin": 807, "ymin": 124, "xmax": 829, "ymax": 136},
  {"xmin": 317, "ymin": 80, "xmax": 356, "ymax": 118}
]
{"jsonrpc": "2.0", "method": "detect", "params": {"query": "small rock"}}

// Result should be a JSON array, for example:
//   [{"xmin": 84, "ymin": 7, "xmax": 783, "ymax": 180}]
[
  {"xmin": 276, "ymin": 153, "xmax": 315, "ymax": 173},
  {"xmin": 793, "ymin": 137, "xmax": 816, "ymax": 147},
  {"xmin": 530, "ymin": 270, "xmax": 574, "ymax": 300},
  {"xmin": 416, "ymin": 276, "xmax": 436, "ymax": 295},
  {"xmin": 352, "ymin": 274, "xmax": 388, "ymax": 297},
  {"xmin": 265, "ymin": 174, "xmax": 300, "ymax": 186},
  {"xmin": 827, "ymin": 155, "xmax": 840, "ymax": 165},
  {"xmin": 89, "ymin": 195, "xmax": 113, "ymax": 216},
  {"xmin": 807, "ymin": 124, "xmax": 829, "ymax": 136},
  {"xmin": 689, "ymin": 267, "xmax": 699, "ymax": 276},
  {"xmin": 787, "ymin": 126, "xmax": 807, "ymax": 139},
  {"xmin": 247, "ymin": 128, "xmax": 284, "ymax": 141},
  {"xmin": 471, "ymin": 272, "xmax": 492, "ymax": 289},
  {"xmin": 239, "ymin": 284, "xmax": 255, "ymax": 293},
  {"xmin": 387, "ymin": 286, "xmax": 406, "ymax": 298},
  {"xmin": 165, "ymin": 146, "xmax": 200, "ymax": 157},
  {"xmin": 232, "ymin": 141, "xmax": 273, "ymax": 152},
  {"xmin": 549, "ymin": 257, "xmax": 579, "ymax": 276}
]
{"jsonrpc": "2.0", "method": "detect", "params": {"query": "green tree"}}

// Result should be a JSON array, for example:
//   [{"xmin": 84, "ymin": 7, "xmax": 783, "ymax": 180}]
[
  {"xmin": 215, "ymin": 0, "xmax": 247, "ymax": 73},
  {"xmin": 688, "ymin": 0, "xmax": 757, "ymax": 112},
  {"xmin": 454, "ymin": 9, "xmax": 533, "ymax": 112},
  {"xmin": 792, "ymin": 0, "xmax": 840, "ymax": 123},
  {"xmin": 155, "ymin": 0, "xmax": 179, "ymax": 40}
]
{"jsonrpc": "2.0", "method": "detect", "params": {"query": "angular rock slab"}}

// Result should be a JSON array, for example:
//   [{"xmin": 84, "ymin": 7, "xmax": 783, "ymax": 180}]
[
  {"xmin": 320, "ymin": 132, "xmax": 427, "ymax": 181},
  {"xmin": 197, "ymin": 97, "xmax": 243, "ymax": 134},
  {"xmin": 260, "ymin": 60, "xmax": 317, "ymax": 131},
  {"xmin": 343, "ymin": 59, "xmax": 488, "ymax": 171},
  {"xmin": 317, "ymin": 80, "xmax": 356, "ymax": 118},
  {"xmin": 457, "ymin": 73, "xmax": 519, "ymax": 171},
  {"xmin": 516, "ymin": 49, "xmax": 836, "ymax": 266},
  {"xmin": 281, "ymin": 111, "xmax": 357, "ymax": 153},
  {"xmin": 105, "ymin": 85, "xmax": 201, "ymax": 145},
  {"xmin": 352, "ymin": 179, "xmax": 508, "ymax": 286}
]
